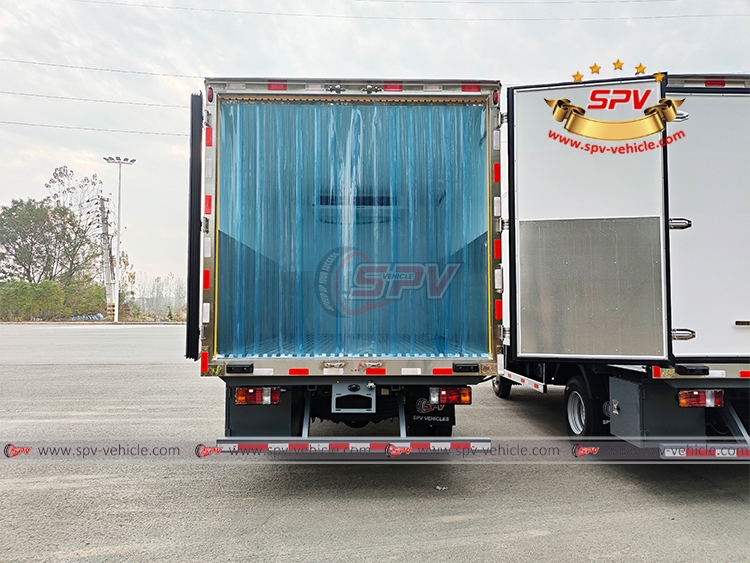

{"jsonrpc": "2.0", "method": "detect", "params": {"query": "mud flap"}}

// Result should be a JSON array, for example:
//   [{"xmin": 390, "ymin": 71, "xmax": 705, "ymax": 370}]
[{"xmin": 404, "ymin": 387, "xmax": 455, "ymax": 435}]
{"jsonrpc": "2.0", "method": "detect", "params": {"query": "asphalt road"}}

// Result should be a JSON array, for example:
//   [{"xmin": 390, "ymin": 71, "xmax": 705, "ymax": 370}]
[{"xmin": 1, "ymin": 324, "xmax": 748, "ymax": 563}]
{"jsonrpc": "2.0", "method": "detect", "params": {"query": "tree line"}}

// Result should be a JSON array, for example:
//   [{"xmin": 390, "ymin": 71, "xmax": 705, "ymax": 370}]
[{"xmin": 0, "ymin": 167, "xmax": 127, "ymax": 321}]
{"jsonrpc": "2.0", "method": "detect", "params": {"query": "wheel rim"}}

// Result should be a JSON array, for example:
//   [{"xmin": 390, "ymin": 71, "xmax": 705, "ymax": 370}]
[{"xmin": 567, "ymin": 391, "xmax": 586, "ymax": 435}]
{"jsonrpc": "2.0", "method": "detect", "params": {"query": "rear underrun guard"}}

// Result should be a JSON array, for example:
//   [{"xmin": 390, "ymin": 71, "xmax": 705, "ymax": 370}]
[{"xmin": 216, "ymin": 437, "xmax": 492, "ymax": 460}]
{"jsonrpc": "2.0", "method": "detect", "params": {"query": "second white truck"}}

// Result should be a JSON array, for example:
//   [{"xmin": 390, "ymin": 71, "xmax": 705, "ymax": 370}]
[{"xmin": 493, "ymin": 73, "xmax": 749, "ymax": 446}]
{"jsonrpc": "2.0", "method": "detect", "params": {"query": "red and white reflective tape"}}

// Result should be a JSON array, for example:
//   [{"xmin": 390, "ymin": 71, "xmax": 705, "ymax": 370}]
[
  {"xmin": 220, "ymin": 440, "xmax": 491, "ymax": 453},
  {"xmin": 501, "ymin": 370, "xmax": 547, "ymax": 393}
]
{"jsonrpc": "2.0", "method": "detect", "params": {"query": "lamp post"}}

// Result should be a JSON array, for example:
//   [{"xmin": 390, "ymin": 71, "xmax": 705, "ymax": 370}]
[{"xmin": 103, "ymin": 156, "xmax": 136, "ymax": 323}]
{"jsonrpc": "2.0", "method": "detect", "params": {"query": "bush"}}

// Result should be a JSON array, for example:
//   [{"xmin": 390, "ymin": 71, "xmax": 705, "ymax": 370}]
[
  {"xmin": 64, "ymin": 280, "xmax": 105, "ymax": 318},
  {"xmin": 0, "ymin": 279, "xmax": 104, "ymax": 321},
  {"xmin": 33, "ymin": 280, "xmax": 65, "ymax": 320},
  {"xmin": 0, "ymin": 281, "xmax": 35, "ymax": 320}
]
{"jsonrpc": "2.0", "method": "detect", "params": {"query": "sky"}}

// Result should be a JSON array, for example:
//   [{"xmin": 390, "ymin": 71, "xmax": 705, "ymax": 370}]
[{"xmin": 0, "ymin": 0, "xmax": 748, "ymax": 282}]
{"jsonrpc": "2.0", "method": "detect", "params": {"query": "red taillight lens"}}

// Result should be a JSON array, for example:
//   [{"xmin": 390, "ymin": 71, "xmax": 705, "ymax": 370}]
[
  {"xmin": 235, "ymin": 387, "xmax": 281, "ymax": 405},
  {"xmin": 461, "ymin": 83, "xmax": 481, "ymax": 92},
  {"xmin": 384, "ymin": 82, "xmax": 403, "ymax": 92},
  {"xmin": 678, "ymin": 390, "xmax": 724, "ymax": 408},
  {"xmin": 269, "ymin": 387, "xmax": 281, "ymax": 404},
  {"xmin": 441, "ymin": 388, "xmax": 460, "ymax": 403},
  {"xmin": 206, "ymin": 86, "xmax": 214, "ymax": 103},
  {"xmin": 430, "ymin": 387, "xmax": 472, "ymax": 405},
  {"xmin": 705, "ymin": 79, "xmax": 725, "ymax": 88},
  {"xmin": 492, "ymin": 89, "xmax": 499, "ymax": 104},
  {"xmin": 268, "ymin": 82, "xmax": 287, "ymax": 91}
]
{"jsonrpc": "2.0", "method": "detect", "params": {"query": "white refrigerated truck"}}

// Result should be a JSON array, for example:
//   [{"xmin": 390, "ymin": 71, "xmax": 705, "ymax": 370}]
[
  {"xmin": 494, "ymin": 73, "xmax": 750, "ymax": 446},
  {"xmin": 185, "ymin": 78, "xmax": 503, "ymax": 455}
]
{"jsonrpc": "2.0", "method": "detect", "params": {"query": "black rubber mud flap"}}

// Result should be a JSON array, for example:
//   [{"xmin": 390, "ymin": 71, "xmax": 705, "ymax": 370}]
[{"xmin": 404, "ymin": 387, "xmax": 456, "ymax": 436}]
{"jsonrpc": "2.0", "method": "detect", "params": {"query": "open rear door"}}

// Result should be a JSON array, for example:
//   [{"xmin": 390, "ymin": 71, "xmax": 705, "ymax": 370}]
[
  {"xmin": 185, "ymin": 92, "xmax": 203, "ymax": 360},
  {"xmin": 665, "ymin": 75, "xmax": 750, "ymax": 363},
  {"xmin": 507, "ymin": 76, "xmax": 672, "ymax": 363}
]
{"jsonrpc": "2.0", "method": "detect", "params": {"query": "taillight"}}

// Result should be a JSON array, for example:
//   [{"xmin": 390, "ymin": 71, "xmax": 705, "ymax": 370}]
[
  {"xmin": 492, "ymin": 89, "xmax": 499, "ymax": 105},
  {"xmin": 678, "ymin": 390, "xmax": 724, "ymax": 408},
  {"xmin": 384, "ymin": 82, "xmax": 403, "ymax": 92},
  {"xmin": 705, "ymin": 79, "xmax": 725, "ymax": 87},
  {"xmin": 430, "ymin": 387, "xmax": 472, "ymax": 405},
  {"xmin": 206, "ymin": 86, "xmax": 214, "ymax": 103},
  {"xmin": 268, "ymin": 82, "xmax": 287, "ymax": 91},
  {"xmin": 461, "ymin": 83, "xmax": 481, "ymax": 92},
  {"xmin": 235, "ymin": 387, "xmax": 281, "ymax": 405}
]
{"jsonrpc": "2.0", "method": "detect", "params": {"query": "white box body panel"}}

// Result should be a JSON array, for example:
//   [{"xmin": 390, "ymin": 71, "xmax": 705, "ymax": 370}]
[{"xmin": 666, "ymin": 88, "xmax": 750, "ymax": 359}]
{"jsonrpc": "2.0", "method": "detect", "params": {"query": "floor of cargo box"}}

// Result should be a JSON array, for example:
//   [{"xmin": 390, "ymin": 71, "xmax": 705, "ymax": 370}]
[{"xmin": 216, "ymin": 334, "xmax": 489, "ymax": 358}]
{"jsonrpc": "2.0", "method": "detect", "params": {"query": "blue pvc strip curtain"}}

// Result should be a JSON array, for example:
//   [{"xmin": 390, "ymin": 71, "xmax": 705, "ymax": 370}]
[{"xmin": 217, "ymin": 100, "xmax": 489, "ymax": 358}]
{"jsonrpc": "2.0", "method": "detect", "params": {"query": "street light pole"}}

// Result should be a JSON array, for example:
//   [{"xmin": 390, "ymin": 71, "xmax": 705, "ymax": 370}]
[{"xmin": 103, "ymin": 156, "xmax": 136, "ymax": 323}]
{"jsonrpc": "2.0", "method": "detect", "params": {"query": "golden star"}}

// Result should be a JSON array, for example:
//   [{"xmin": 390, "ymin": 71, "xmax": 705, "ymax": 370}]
[
  {"xmin": 590, "ymin": 63, "xmax": 601, "ymax": 74},
  {"xmin": 572, "ymin": 71, "xmax": 583, "ymax": 83},
  {"xmin": 653, "ymin": 71, "xmax": 665, "ymax": 83},
  {"xmin": 613, "ymin": 59, "xmax": 624, "ymax": 70},
  {"xmin": 635, "ymin": 63, "xmax": 647, "ymax": 75}
]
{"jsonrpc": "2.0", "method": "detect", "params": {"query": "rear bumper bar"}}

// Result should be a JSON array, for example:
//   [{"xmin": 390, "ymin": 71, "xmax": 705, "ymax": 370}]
[{"xmin": 216, "ymin": 437, "xmax": 492, "ymax": 460}]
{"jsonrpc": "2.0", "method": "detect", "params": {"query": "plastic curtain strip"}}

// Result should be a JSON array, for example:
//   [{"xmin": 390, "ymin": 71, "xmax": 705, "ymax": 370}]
[{"xmin": 217, "ymin": 100, "xmax": 489, "ymax": 358}]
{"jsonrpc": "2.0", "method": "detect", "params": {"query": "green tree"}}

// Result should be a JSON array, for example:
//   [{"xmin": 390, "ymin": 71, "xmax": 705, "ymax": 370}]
[{"xmin": 0, "ymin": 198, "xmax": 98, "ymax": 286}]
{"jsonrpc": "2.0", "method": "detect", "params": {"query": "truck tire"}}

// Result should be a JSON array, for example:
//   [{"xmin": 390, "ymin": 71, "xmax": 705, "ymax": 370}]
[
  {"xmin": 491, "ymin": 376, "xmax": 512, "ymax": 399},
  {"xmin": 564, "ymin": 376, "xmax": 603, "ymax": 437}
]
